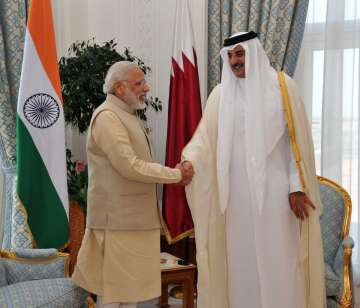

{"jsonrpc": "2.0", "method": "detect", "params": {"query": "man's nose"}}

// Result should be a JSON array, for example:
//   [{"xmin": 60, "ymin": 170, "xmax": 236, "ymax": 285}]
[
  {"xmin": 229, "ymin": 57, "xmax": 237, "ymax": 66},
  {"xmin": 144, "ymin": 83, "xmax": 150, "ymax": 92}
]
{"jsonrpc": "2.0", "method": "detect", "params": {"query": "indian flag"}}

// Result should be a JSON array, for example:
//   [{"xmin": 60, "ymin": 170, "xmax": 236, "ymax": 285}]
[{"xmin": 16, "ymin": 0, "xmax": 69, "ymax": 249}]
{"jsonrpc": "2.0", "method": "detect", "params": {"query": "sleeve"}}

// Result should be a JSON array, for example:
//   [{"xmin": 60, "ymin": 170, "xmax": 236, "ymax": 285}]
[
  {"xmin": 92, "ymin": 111, "xmax": 182, "ymax": 184},
  {"xmin": 182, "ymin": 84, "xmax": 220, "ymax": 163},
  {"xmin": 289, "ymin": 134, "xmax": 303, "ymax": 193}
]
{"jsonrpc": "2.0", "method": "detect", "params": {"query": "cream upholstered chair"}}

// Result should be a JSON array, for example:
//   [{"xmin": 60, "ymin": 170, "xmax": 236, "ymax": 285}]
[
  {"xmin": 318, "ymin": 176, "xmax": 354, "ymax": 308},
  {"xmin": 0, "ymin": 248, "xmax": 90, "ymax": 307}
]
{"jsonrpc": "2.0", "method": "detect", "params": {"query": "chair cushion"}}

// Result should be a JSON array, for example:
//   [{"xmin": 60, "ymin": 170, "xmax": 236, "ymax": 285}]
[
  {"xmin": 0, "ymin": 261, "xmax": 7, "ymax": 287},
  {"xmin": 325, "ymin": 262, "xmax": 341, "ymax": 297},
  {"xmin": 0, "ymin": 278, "xmax": 88, "ymax": 307},
  {"xmin": 2, "ymin": 257, "xmax": 66, "ymax": 285},
  {"xmin": 333, "ymin": 242, "xmax": 343, "ymax": 279},
  {"xmin": 12, "ymin": 248, "xmax": 58, "ymax": 259},
  {"xmin": 327, "ymin": 297, "xmax": 339, "ymax": 308},
  {"xmin": 319, "ymin": 183, "xmax": 345, "ymax": 264}
]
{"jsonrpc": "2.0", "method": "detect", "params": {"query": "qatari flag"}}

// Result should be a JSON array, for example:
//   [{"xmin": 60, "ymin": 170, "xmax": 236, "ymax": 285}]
[{"xmin": 162, "ymin": 0, "xmax": 202, "ymax": 244}]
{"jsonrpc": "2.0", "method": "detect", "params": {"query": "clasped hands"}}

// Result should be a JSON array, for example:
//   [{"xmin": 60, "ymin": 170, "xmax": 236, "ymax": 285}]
[{"xmin": 175, "ymin": 161, "xmax": 194, "ymax": 186}]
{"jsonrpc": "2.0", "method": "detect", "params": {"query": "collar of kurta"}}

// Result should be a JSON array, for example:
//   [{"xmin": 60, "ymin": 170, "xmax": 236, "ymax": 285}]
[{"xmin": 106, "ymin": 94, "xmax": 136, "ymax": 115}]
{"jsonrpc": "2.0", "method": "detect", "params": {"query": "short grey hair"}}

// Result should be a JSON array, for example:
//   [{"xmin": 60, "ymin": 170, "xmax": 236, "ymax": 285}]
[{"xmin": 103, "ymin": 61, "xmax": 139, "ymax": 94}]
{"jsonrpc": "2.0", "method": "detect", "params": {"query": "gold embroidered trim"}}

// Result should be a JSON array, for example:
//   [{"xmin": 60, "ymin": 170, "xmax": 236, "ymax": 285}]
[
  {"xmin": 160, "ymin": 214, "xmax": 194, "ymax": 245},
  {"xmin": 278, "ymin": 71, "xmax": 307, "ymax": 191}
]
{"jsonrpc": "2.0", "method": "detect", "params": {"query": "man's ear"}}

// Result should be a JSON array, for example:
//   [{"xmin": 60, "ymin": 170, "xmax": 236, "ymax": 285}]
[{"xmin": 114, "ymin": 81, "xmax": 124, "ymax": 96}]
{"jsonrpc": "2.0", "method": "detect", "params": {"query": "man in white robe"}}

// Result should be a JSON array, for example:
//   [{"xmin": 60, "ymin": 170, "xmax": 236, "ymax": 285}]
[{"xmin": 182, "ymin": 32, "xmax": 325, "ymax": 308}]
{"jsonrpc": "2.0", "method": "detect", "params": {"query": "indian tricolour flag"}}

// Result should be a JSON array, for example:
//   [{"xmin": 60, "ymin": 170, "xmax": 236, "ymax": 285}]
[{"xmin": 16, "ymin": 0, "xmax": 69, "ymax": 249}]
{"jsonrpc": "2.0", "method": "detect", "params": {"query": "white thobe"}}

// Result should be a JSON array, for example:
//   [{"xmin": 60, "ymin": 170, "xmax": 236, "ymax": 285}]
[
  {"xmin": 226, "ymin": 107, "xmax": 305, "ymax": 307},
  {"xmin": 182, "ymin": 73, "xmax": 325, "ymax": 308}
]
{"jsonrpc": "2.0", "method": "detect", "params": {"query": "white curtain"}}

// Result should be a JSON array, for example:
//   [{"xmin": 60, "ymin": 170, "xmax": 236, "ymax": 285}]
[{"xmin": 295, "ymin": 0, "xmax": 360, "ymax": 288}]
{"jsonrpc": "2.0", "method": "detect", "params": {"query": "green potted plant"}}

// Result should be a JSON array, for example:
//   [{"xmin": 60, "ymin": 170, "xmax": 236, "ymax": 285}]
[
  {"xmin": 65, "ymin": 149, "xmax": 88, "ymax": 273},
  {"xmin": 59, "ymin": 38, "xmax": 162, "ymax": 134},
  {"xmin": 66, "ymin": 149, "xmax": 87, "ymax": 210}
]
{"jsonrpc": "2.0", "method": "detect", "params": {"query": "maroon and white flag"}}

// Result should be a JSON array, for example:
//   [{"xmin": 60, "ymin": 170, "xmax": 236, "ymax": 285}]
[{"xmin": 162, "ymin": 0, "xmax": 202, "ymax": 244}]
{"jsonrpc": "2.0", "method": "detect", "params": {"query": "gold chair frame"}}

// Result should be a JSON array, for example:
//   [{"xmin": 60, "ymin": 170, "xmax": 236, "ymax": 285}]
[{"xmin": 317, "ymin": 176, "xmax": 353, "ymax": 308}]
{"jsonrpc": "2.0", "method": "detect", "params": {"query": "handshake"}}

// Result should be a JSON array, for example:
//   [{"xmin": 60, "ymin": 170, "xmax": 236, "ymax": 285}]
[{"xmin": 175, "ymin": 161, "xmax": 194, "ymax": 186}]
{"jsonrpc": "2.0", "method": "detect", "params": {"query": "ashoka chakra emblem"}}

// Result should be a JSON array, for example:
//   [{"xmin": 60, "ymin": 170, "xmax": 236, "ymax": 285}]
[{"xmin": 23, "ymin": 93, "xmax": 60, "ymax": 129}]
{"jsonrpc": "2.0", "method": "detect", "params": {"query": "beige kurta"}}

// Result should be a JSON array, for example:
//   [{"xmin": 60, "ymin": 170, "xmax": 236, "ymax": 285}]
[
  {"xmin": 72, "ymin": 94, "xmax": 181, "ymax": 304},
  {"xmin": 72, "ymin": 228, "xmax": 160, "ymax": 303},
  {"xmin": 182, "ymin": 72, "xmax": 325, "ymax": 308}
]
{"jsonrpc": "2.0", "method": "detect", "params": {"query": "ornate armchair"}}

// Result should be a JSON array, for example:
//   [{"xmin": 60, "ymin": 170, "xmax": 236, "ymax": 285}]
[
  {"xmin": 318, "ymin": 176, "xmax": 354, "ymax": 308},
  {"xmin": 0, "ymin": 248, "xmax": 89, "ymax": 307}
]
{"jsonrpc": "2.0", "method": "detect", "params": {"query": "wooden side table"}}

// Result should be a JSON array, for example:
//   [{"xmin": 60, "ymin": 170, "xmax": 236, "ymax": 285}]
[{"xmin": 159, "ymin": 264, "xmax": 197, "ymax": 308}]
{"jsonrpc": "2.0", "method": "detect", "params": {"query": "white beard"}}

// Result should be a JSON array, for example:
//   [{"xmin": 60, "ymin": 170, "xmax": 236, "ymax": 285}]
[
  {"xmin": 134, "ymin": 100, "xmax": 147, "ymax": 110},
  {"xmin": 123, "ymin": 88, "xmax": 146, "ymax": 110}
]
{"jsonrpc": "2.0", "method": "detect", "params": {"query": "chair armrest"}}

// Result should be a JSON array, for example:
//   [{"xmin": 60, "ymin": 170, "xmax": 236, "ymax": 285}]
[
  {"xmin": 0, "ymin": 248, "xmax": 70, "ymax": 285},
  {"xmin": 333, "ymin": 236, "xmax": 354, "ymax": 308},
  {"xmin": 11, "ymin": 248, "xmax": 59, "ymax": 259}
]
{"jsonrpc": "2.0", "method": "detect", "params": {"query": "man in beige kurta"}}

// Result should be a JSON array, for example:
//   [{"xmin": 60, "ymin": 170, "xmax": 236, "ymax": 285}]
[
  {"xmin": 72, "ymin": 61, "xmax": 193, "ymax": 308},
  {"xmin": 182, "ymin": 32, "xmax": 326, "ymax": 308}
]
